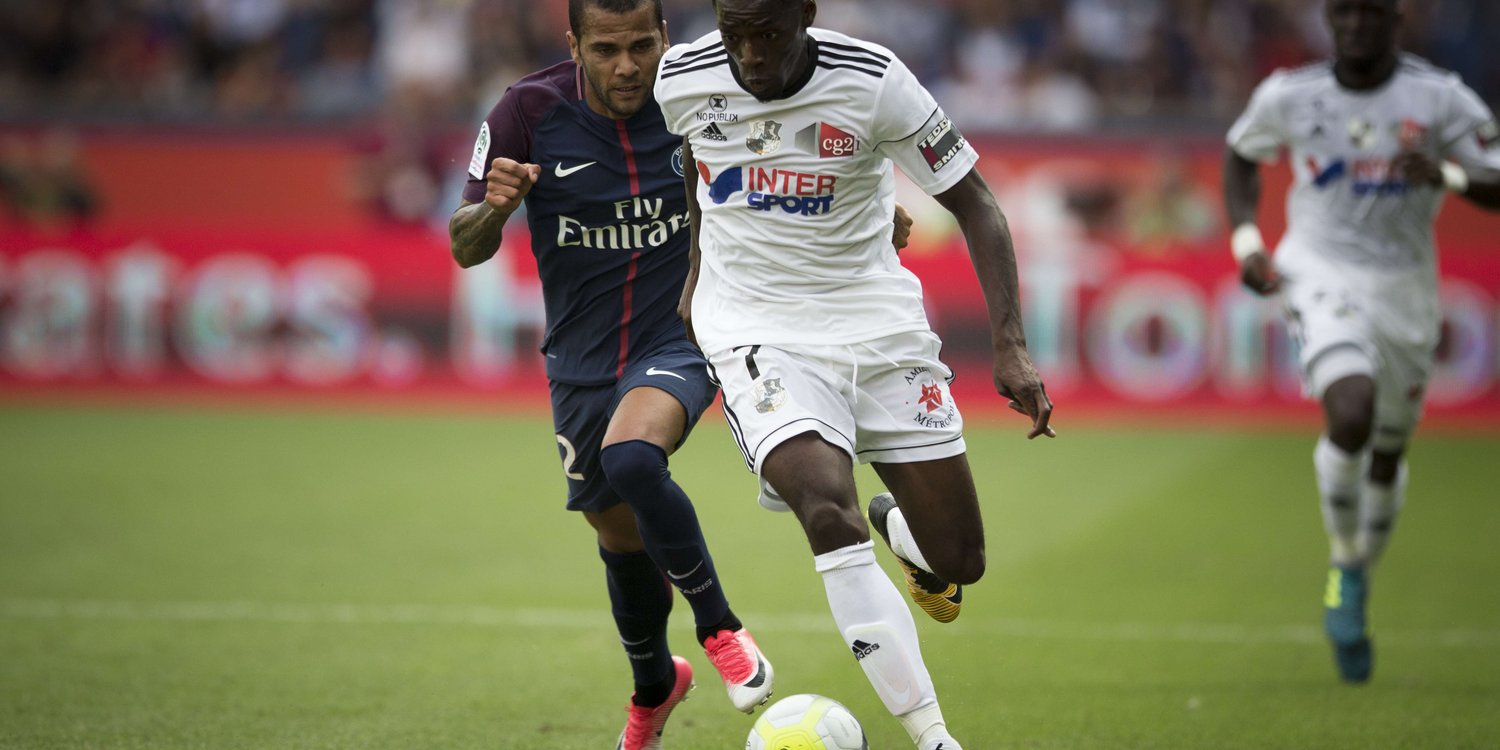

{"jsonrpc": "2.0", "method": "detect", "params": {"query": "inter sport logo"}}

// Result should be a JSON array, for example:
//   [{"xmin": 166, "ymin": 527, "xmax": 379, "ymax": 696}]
[{"xmin": 697, "ymin": 163, "xmax": 839, "ymax": 216}]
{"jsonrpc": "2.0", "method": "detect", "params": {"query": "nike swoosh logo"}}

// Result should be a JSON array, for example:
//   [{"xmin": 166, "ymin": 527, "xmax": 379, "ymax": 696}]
[
  {"xmin": 554, "ymin": 161, "xmax": 597, "ymax": 178},
  {"xmin": 647, "ymin": 367, "xmax": 687, "ymax": 381},
  {"xmin": 743, "ymin": 657, "xmax": 767, "ymax": 688},
  {"xmin": 620, "ymin": 635, "xmax": 652, "ymax": 646},
  {"xmin": 666, "ymin": 561, "xmax": 704, "ymax": 580},
  {"xmin": 884, "ymin": 673, "xmax": 914, "ymax": 708}
]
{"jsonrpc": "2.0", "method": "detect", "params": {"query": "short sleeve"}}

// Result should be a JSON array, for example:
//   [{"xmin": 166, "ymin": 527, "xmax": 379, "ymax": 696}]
[
  {"xmin": 653, "ymin": 39, "xmax": 715, "ymax": 137},
  {"xmin": 1439, "ymin": 80, "xmax": 1500, "ymax": 172},
  {"xmin": 461, "ymin": 89, "xmax": 534, "ymax": 205},
  {"xmin": 1227, "ymin": 73, "xmax": 1288, "ymax": 163},
  {"xmin": 871, "ymin": 57, "xmax": 978, "ymax": 195}
]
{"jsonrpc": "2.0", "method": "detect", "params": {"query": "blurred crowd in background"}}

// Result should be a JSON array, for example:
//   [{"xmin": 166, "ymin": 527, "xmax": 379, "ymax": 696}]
[
  {"xmin": 4, "ymin": 0, "xmax": 1497, "ymax": 128},
  {"xmin": 1, "ymin": 0, "xmax": 1496, "ymax": 228}
]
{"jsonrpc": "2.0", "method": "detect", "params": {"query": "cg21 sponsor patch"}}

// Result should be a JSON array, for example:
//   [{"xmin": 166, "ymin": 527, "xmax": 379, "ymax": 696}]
[
  {"xmin": 795, "ymin": 122, "xmax": 859, "ymax": 158},
  {"xmin": 917, "ymin": 117, "xmax": 965, "ymax": 173}
]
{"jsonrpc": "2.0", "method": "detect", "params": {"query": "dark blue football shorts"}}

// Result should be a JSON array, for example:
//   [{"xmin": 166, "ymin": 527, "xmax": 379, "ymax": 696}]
[{"xmin": 548, "ymin": 338, "xmax": 717, "ymax": 513}]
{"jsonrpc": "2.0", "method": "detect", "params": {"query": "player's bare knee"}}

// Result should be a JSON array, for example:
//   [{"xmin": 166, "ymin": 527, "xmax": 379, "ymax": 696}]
[
  {"xmin": 1326, "ymin": 410, "xmax": 1374, "ymax": 452},
  {"xmin": 796, "ymin": 498, "xmax": 868, "ymax": 553},
  {"xmin": 1324, "ymin": 378, "xmax": 1375, "ymax": 451}
]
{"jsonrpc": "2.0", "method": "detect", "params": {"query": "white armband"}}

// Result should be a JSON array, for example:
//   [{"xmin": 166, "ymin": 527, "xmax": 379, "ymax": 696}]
[
  {"xmin": 1230, "ymin": 223, "xmax": 1267, "ymax": 264},
  {"xmin": 1441, "ymin": 161, "xmax": 1469, "ymax": 194}
]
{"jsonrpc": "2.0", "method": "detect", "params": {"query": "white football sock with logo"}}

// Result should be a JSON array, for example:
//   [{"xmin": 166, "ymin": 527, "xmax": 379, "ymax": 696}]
[
  {"xmin": 1358, "ymin": 461, "xmax": 1407, "ymax": 566},
  {"xmin": 1314, "ymin": 436, "xmax": 1363, "ymax": 566},
  {"xmin": 815, "ymin": 541, "xmax": 946, "ymax": 745}
]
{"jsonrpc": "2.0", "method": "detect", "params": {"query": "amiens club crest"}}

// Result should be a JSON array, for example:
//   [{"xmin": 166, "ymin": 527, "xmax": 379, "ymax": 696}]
[{"xmin": 746, "ymin": 120, "xmax": 783, "ymax": 156}]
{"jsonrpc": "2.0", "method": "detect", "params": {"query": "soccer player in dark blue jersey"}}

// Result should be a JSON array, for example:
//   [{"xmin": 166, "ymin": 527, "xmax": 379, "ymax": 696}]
[{"xmin": 446, "ymin": 1, "xmax": 775, "ymax": 747}]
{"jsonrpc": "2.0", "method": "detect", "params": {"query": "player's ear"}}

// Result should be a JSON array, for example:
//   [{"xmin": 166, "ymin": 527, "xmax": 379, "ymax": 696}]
[
  {"xmin": 803, "ymin": 0, "xmax": 817, "ymax": 27},
  {"xmin": 566, "ymin": 30, "xmax": 582, "ymax": 65},
  {"xmin": 660, "ymin": 20, "xmax": 670, "ymax": 48}
]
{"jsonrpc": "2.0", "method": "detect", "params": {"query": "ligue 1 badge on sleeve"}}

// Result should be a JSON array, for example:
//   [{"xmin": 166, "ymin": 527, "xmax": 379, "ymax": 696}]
[
  {"xmin": 468, "ymin": 122, "xmax": 491, "ymax": 180},
  {"xmin": 746, "ymin": 120, "xmax": 783, "ymax": 156}
]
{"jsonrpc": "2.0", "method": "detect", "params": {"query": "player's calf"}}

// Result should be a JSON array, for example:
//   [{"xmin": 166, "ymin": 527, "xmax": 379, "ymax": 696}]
[{"xmin": 868, "ymin": 493, "xmax": 963, "ymax": 623}]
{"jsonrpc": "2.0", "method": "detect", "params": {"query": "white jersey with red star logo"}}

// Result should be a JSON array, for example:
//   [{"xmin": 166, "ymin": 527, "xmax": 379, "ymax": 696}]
[{"xmin": 655, "ymin": 27, "xmax": 979, "ymax": 354}]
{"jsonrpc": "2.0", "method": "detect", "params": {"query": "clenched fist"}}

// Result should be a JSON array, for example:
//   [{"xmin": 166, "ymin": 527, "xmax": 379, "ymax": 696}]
[{"xmin": 485, "ymin": 158, "xmax": 541, "ymax": 215}]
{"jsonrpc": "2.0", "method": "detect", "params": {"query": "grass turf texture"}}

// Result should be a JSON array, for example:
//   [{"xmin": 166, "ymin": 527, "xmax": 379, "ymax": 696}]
[{"xmin": 1, "ymin": 404, "xmax": 1497, "ymax": 749}]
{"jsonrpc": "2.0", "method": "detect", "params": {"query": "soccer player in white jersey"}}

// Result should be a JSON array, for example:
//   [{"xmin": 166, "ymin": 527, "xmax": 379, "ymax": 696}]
[
  {"xmin": 1224, "ymin": 0, "xmax": 1500, "ymax": 683},
  {"xmin": 655, "ymin": 1, "xmax": 1053, "ymax": 747}
]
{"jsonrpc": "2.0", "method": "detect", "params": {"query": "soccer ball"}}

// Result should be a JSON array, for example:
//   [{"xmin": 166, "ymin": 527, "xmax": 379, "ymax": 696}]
[{"xmin": 745, "ymin": 694, "xmax": 867, "ymax": 750}]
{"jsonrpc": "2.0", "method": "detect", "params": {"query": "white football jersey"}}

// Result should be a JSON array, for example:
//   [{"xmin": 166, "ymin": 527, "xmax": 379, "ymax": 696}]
[
  {"xmin": 1228, "ymin": 54, "xmax": 1500, "ymax": 283},
  {"xmin": 655, "ymin": 28, "xmax": 979, "ymax": 353}
]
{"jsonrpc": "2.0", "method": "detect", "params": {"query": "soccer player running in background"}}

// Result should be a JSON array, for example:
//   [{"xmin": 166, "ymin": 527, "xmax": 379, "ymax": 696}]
[
  {"xmin": 1223, "ymin": 0, "xmax": 1500, "ymax": 683},
  {"xmin": 656, "ymin": 1, "xmax": 1053, "ymax": 747},
  {"xmin": 447, "ymin": 1, "xmax": 781, "ymax": 746}
]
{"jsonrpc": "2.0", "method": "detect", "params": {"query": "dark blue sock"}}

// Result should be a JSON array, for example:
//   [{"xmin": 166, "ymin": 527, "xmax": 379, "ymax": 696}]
[
  {"xmin": 598, "ymin": 546, "xmax": 673, "ymax": 694},
  {"xmin": 601, "ymin": 440, "xmax": 733, "ymax": 635}
]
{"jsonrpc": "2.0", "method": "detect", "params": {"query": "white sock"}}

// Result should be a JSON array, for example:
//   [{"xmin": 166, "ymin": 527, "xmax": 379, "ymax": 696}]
[
  {"xmin": 1358, "ymin": 462, "xmax": 1407, "ymax": 566},
  {"xmin": 815, "ymin": 541, "xmax": 939, "ymax": 731},
  {"xmin": 885, "ymin": 504, "xmax": 935, "ymax": 574},
  {"xmin": 1314, "ymin": 436, "xmax": 1363, "ymax": 566},
  {"xmin": 905, "ymin": 703, "xmax": 961, "ymax": 750}
]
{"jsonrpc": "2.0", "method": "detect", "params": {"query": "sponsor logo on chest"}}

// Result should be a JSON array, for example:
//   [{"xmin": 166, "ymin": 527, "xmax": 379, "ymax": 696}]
[
  {"xmin": 795, "ymin": 122, "xmax": 860, "ymax": 158},
  {"xmin": 555, "ymin": 196, "xmax": 689, "ymax": 250},
  {"xmin": 696, "ymin": 94, "xmax": 739, "ymax": 123},
  {"xmin": 698, "ymin": 163, "xmax": 839, "ymax": 216}
]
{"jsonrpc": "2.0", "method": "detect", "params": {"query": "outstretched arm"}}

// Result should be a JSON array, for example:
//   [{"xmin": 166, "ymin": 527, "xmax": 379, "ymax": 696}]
[
  {"xmin": 1222, "ymin": 148, "xmax": 1280, "ymax": 295},
  {"xmin": 678, "ymin": 137, "xmax": 702, "ymax": 345},
  {"xmin": 447, "ymin": 157, "xmax": 540, "ymax": 268},
  {"xmin": 932, "ymin": 169, "xmax": 1054, "ymax": 439}
]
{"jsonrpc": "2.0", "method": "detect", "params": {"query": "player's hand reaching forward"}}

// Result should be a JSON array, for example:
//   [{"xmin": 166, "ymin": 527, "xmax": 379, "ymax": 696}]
[
  {"xmin": 892, "ymin": 202, "xmax": 913, "ymax": 250},
  {"xmin": 1238, "ymin": 251, "xmax": 1281, "ymax": 296},
  {"xmin": 1390, "ymin": 151, "xmax": 1444, "ymax": 188},
  {"xmin": 485, "ymin": 158, "xmax": 541, "ymax": 215},
  {"xmin": 994, "ymin": 346, "xmax": 1055, "ymax": 439}
]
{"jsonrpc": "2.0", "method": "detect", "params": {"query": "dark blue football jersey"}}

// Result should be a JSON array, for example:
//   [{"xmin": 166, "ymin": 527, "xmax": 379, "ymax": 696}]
[{"xmin": 463, "ymin": 61, "xmax": 691, "ymax": 386}]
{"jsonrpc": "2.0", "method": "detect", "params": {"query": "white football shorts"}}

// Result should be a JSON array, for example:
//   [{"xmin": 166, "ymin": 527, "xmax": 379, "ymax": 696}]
[
  {"xmin": 1281, "ymin": 268, "xmax": 1437, "ymax": 450},
  {"xmin": 707, "ymin": 330, "xmax": 967, "ymax": 511}
]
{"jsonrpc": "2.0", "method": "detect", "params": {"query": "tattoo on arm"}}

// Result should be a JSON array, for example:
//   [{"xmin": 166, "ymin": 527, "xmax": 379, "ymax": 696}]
[{"xmin": 448, "ymin": 200, "xmax": 512, "ymax": 268}]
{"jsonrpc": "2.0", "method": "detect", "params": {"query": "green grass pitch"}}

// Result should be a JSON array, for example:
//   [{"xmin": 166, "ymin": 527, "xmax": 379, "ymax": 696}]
[{"xmin": 1, "ymin": 404, "xmax": 1497, "ymax": 749}]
